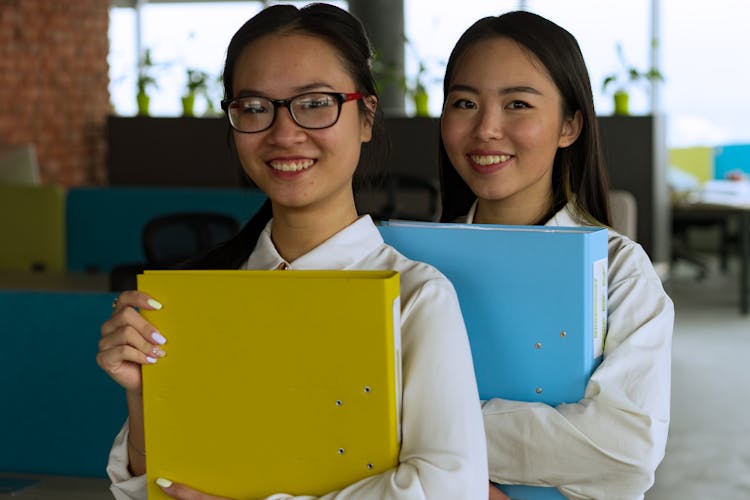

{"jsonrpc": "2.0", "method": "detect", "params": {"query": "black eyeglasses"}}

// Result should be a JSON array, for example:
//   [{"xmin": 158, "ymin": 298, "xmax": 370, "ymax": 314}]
[{"xmin": 220, "ymin": 92, "xmax": 365, "ymax": 133}]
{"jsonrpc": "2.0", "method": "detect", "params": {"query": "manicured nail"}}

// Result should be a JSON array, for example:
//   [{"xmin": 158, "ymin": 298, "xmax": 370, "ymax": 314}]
[
  {"xmin": 147, "ymin": 298, "xmax": 163, "ymax": 310},
  {"xmin": 146, "ymin": 356, "xmax": 157, "ymax": 364},
  {"xmin": 151, "ymin": 332, "xmax": 167, "ymax": 345},
  {"xmin": 151, "ymin": 346, "xmax": 166, "ymax": 358},
  {"xmin": 156, "ymin": 477, "xmax": 172, "ymax": 488}
]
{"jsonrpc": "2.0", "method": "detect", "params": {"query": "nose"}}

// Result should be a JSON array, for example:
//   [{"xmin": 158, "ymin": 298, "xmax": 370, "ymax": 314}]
[
  {"xmin": 475, "ymin": 107, "xmax": 503, "ymax": 141},
  {"xmin": 266, "ymin": 106, "xmax": 305, "ymax": 145}
]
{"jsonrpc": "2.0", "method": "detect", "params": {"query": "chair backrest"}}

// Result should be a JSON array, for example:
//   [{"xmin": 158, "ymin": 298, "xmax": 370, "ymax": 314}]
[
  {"xmin": 142, "ymin": 212, "xmax": 241, "ymax": 267},
  {"xmin": 66, "ymin": 187, "xmax": 266, "ymax": 273},
  {"xmin": 609, "ymin": 189, "xmax": 638, "ymax": 241},
  {"xmin": 0, "ymin": 143, "xmax": 41, "ymax": 186},
  {"xmin": 357, "ymin": 173, "xmax": 440, "ymax": 222}
]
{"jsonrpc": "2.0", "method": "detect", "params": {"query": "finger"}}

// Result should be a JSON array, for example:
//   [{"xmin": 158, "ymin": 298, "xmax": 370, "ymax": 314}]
[
  {"xmin": 99, "ymin": 323, "xmax": 167, "ymax": 360},
  {"xmin": 156, "ymin": 478, "xmax": 227, "ymax": 500},
  {"xmin": 113, "ymin": 290, "xmax": 163, "ymax": 314},
  {"xmin": 101, "ymin": 306, "xmax": 167, "ymax": 347},
  {"xmin": 96, "ymin": 343, "xmax": 158, "ymax": 373}
]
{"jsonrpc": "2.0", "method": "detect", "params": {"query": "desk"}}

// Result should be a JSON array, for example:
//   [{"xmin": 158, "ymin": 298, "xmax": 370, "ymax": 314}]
[
  {"xmin": 672, "ymin": 201, "xmax": 750, "ymax": 314},
  {"xmin": 0, "ymin": 271, "xmax": 108, "ymax": 292},
  {"xmin": 0, "ymin": 473, "xmax": 111, "ymax": 499}
]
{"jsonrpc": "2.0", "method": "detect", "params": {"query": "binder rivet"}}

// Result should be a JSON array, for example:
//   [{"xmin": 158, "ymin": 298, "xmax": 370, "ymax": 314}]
[
  {"xmin": 560, "ymin": 331, "xmax": 567, "ymax": 337},
  {"xmin": 335, "ymin": 400, "xmax": 343, "ymax": 406},
  {"xmin": 364, "ymin": 386, "xmax": 371, "ymax": 393},
  {"xmin": 535, "ymin": 342, "xmax": 542, "ymax": 349},
  {"xmin": 367, "ymin": 463, "xmax": 374, "ymax": 470},
  {"xmin": 536, "ymin": 387, "xmax": 543, "ymax": 394},
  {"xmin": 338, "ymin": 448, "xmax": 345, "ymax": 455}
]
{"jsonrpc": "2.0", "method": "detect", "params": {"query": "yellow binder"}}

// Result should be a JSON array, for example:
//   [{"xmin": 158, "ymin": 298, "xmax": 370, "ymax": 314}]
[{"xmin": 137, "ymin": 270, "xmax": 402, "ymax": 499}]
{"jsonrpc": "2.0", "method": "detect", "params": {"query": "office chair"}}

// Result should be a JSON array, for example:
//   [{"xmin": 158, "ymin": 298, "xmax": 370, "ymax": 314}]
[
  {"xmin": 142, "ymin": 212, "xmax": 240, "ymax": 268},
  {"xmin": 109, "ymin": 212, "xmax": 241, "ymax": 291},
  {"xmin": 357, "ymin": 173, "xmax": 440, "ymax": 222}
]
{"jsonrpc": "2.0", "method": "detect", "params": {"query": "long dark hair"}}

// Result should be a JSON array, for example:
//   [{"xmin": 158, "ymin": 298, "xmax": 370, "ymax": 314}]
[
  {"xmin": 206, "ymin": 3, "xmax": 384, "ymax": 267},
  {"xmin": 439, "ymin": 11, "xmax": 611, "ymax": 226}
]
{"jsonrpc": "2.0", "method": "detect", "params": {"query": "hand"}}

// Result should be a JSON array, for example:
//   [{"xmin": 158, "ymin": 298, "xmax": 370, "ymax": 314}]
[
  {"xmin": 96, "ymin": 290, "xmax": 166, "ymax": 393},
  {"xmin": 157, "ymin": 478, "xmax": 232, "ymax": 500},
  {"xmin": 489, "ymin": 482, "xmax": 511, "ymax": 500}
]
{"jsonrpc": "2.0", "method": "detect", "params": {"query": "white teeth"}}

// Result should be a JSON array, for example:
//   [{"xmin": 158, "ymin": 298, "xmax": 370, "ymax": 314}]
[
  {"xmin": 269, "ymin": 159, "xmax": 314, "ymax": 172},
  {"xmin": 470, "ymin": 154, "xmax": 511, "ymax": 166}
]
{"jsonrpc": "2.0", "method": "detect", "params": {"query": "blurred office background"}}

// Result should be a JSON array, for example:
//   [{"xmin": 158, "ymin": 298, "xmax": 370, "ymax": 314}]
[{"xmin": 1, "ymin": 1, "xmax": 749, "ymax": 498}]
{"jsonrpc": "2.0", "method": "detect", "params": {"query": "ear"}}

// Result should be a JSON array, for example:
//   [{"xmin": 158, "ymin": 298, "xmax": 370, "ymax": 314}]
[
  {"xmin": 558, "ymin": 109, "xmax": 583, "ymax": 148},
  {"xmin": 360, "ymin": 95, "xmax": 378, "ymax": 143}
]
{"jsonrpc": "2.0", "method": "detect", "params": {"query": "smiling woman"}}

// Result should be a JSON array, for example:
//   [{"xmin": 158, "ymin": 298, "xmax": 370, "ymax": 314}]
[{"xmin": 98, "ymin": 3, "xmax": 488, "ymax": 499}]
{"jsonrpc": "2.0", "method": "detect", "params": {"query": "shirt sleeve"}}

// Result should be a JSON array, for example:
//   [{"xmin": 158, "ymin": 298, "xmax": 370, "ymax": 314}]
[
  {"xmin": 107, "ymin": 419, "xmax": 148, "ymax": 500},
  {"xmin": 263, "ymin": 278, "xmax": 488, "ymax": 499},
  {"xmin": 483, "ymin": 240, "xmax": 674, "ymax": 500}
]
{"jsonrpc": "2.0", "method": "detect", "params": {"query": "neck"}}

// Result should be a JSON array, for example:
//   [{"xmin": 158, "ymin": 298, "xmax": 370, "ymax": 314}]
[
  {"xmin": 269, "ymin": 196, "xmax": 359, "ymax": 263},
  {"xmin": 474, "ymin": 195, "xmax": 553, "ymax": 226}
]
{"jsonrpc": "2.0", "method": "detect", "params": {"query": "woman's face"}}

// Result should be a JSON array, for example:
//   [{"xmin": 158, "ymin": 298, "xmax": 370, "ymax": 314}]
[
  {"xmin": 230, "ymin": 32, "xmax": 374, "ymax": 215},
  {"xmin": 441, "ymin": 36, "xmax": 580, "ymax": 219}
]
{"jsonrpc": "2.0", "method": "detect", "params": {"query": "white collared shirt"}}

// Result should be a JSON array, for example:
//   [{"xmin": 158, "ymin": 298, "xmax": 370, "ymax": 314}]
[
  {"xmin": 467, "ymin": 201, "xmax": 674, "ymax": 499},
  {"xmin": 107, "ymin": 215, "xmax": 488, "ymax": 500}
]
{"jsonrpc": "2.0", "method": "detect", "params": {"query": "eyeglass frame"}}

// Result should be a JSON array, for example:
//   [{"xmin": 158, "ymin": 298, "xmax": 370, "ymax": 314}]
[{"xmin": 220, "ymin": 91, "xmax": 366, "ymax": 134}]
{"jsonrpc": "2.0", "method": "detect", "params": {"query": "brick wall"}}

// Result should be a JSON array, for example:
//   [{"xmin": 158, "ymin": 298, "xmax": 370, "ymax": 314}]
[{"xmin": 0, "ymin": 0, "xmax": 109, "ymax": 186}]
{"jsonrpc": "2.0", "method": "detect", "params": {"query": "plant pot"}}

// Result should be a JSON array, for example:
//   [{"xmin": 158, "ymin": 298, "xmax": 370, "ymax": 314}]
[
  {"xmin": 181, "ymin": 94, "xmax": 195, "ymax": 117},
  {"xmin": 613, "ymin": 90, "xmax": 629, "ymax": 116},
  {"xmin": 413, "ymin": 89, "xmax": 429, "ymax": 117},
  {"xmin": 137, "ymin": 91, "xmax": 150, "ymax": 116}
]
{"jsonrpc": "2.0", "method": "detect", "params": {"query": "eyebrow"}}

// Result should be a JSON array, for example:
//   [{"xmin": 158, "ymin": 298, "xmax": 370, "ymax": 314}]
[
  {"xmin": 447, "ymin": 83, "xmax": 543, "ymax": 96},
  {"xmin": 235, "ymin": 81, "xmax": 337, "ymax": 98}
]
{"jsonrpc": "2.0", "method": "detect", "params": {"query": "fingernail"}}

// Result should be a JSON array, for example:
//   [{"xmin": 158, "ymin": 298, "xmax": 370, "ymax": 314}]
[
  {"xmin": 151, "ymin": 346, "xmax": 166, "ymax": 358},
  {"xmin": 146, "ymin": 356, "xmax": 158, "ymax": 364},
  {"xmin": 147, "ymin": 298, "xmax": 163, "ymax": 310},
  {"xmin": 156, "ymin": 477, "xmax": 172, "ymax": 488},
  {"xmin": 151, "ymin": 332, "xmax": 167, "ymax": 345}
]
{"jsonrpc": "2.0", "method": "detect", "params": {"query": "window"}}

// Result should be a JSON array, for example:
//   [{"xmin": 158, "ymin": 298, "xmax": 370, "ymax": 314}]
[
  {"xmin": 661, "ymin": 0, "xmax": 750, "ymax": 146},
  {"xmin": 404, "ymin": 0, "xmax": 750, "ymax": 147},
  {"xmin": 108, "ymin": 1, "xmax": 345, "ymax": 117},
  {"xmin": 110, "ymin": 1, "xmax": 750, "ymax": 148},
  {"xmin": 403, "ymin": 0, "xmax": 518, "ymax": 117},
  {"xmin": 405, "ymin": 0, "xmax": 652, "ymax": 118}
]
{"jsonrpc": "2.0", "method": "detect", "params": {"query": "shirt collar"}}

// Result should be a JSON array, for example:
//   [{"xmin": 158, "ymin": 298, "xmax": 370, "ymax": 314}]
[
  {"xmin": 242, "ymin": 215, "xmax": 383, "ymax": 270},
  {"xmin": 545, "ymin": 202, "xmax": 582, "ymax": 227}
]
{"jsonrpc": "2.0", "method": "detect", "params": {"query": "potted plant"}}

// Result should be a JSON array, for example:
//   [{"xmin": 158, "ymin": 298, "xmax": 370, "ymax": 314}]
[
  {"xmin": 136, "ymin": 49, "xmax": 158, "ymax": 116},
  {"xmin": 182, "ymin": 69, "xmax": 210, "ymax": 117},
  {"xmin": 407, "ymin": 62, "xmax": 430, "ymax": 117},
  {"xmin": 602, "ymin": 42, "xmax": 664, "ymax": 115},
  {"xmin": 404, "ymin": 39, "xmax": 443, "ymax": 117},
  {"xmin": 371, "ymin": 39, "xmax": 441, "ymax": 117}
]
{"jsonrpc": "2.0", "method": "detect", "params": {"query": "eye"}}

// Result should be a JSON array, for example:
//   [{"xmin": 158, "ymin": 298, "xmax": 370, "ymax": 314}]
[
  {"xmin": 450, "ymin": 98, "xmax": 477, "ymax": 110},
  {"xmin": 506, "ymin": 100, "xmax": 531, "ymax": 110},
  {"xmin": 237, "ymin": 98, "xmax": 269, "ymax": 114},
  {"xmin": 298, "ymin": 95, "xmax": 336, "ymax": 110}
]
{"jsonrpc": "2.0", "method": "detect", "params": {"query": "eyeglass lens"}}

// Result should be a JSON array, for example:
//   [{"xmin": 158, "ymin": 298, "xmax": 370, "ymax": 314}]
[{"xmin": 227, "ymin": 93, "xmax": 341, "ymax": 133}]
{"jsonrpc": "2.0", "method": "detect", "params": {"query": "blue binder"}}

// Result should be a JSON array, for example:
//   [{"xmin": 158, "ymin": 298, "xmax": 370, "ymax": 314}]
[{"xmin": 379, "ymin": 221, "xmax": 608, "ymax": 499}]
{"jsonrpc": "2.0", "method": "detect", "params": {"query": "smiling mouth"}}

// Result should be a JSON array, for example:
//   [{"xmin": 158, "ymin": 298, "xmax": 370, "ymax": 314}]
[
  {"xmin": 469, "ymin": 154, "xmax": 512, "ymax": 166},
  {"xmin": 268, "ymin": 159, "xmax": 315, "ymax": 172}
]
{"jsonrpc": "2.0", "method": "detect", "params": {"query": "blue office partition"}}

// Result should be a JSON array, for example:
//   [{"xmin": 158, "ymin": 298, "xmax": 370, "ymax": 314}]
[
  {"xmin": 66, "ymin": 187, "xmax": 267, "ymax": 273},
  {"xmin": 714, "ymin": 144, "xmax": 750, "ymax": 180},
  {"xmin": 0, "ymin": 291, "xmax": 125, "ymax": 477}
]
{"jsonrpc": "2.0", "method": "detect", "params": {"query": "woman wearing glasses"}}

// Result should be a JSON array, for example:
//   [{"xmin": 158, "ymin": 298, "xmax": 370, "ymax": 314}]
[{"xmin": 96, "ymin": 4, "xmax": 487, "ymax": 499}]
